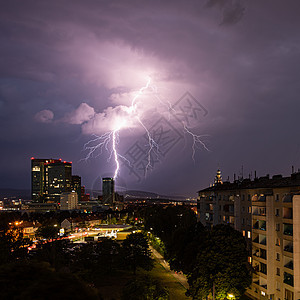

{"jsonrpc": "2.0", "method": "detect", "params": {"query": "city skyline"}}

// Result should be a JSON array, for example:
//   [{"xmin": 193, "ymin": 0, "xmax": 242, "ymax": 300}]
[{"xmin": 1, "ymin": 1, "xmax": 300, "ymax": 197}]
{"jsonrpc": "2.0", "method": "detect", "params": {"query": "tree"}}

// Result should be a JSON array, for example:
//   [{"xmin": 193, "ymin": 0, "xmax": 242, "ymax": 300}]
[
  {"xmin": 187, "ymin": 225, "xmax": 252, "ymax": 300},
  {"xmin": 122, "ymin": 232, "xmax": 153, "ymax": 274},
  {"xmin": 122, "ymin": 275, "xmax": 169, "ymax": 300},
  {"xmin": 36, "ymin": 225, "xmax": 59, "ymax": 240},
  {"xmin": 0, "ymin": 261, "xmax": 101, "ymax": 299},
  {"xmin": 141, "ymin": 205, "xmax": 197, "ymax": 252},
  {"xmin": 167, "ymin": 221, "xmax": 205, "ymax": 274}
]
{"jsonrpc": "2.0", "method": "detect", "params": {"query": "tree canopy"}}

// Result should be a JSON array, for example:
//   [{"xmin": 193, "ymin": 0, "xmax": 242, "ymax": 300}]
[
  {"xmin": 122, "ymin": 232, "xmax": 153, "ymax": 274},
  {"xmin": 187, "ymin": 225, "xmax": 252, "ymax": 300}
]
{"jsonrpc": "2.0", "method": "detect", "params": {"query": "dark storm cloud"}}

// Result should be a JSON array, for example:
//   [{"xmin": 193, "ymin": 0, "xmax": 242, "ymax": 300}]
[
  {"xmin": 205, "ymin": 0, "xmax": 246, "ymax": 25},
  {"xmin": 1, "ymin": 0, "xmax": 300, "ymax": 196}
]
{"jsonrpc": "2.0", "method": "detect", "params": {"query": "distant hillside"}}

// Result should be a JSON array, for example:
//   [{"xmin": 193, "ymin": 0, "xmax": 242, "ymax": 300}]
[
  {"xmin": 120, "ymin": 190, "xmax": 187, "ymax": 201},
  {"xmin": 0, "ymin": 188, "xmax": 187, "ymax": 201},
  {"xmin": 86, "ymin": 188, "xmax": 187, "ymax": 201},
  {"xmin": 0, "ymin": 189, "xmax": 31, "ymax": 199}
]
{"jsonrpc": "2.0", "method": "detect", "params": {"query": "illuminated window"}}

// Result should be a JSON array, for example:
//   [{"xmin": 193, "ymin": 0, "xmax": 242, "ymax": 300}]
[
  {"xmin": 242, "ymin": 230, "xmax": 245, "ymax": 236},
  {"xmin": 248, "ymin": 231, "xmax": 251, "ymax": 239}
]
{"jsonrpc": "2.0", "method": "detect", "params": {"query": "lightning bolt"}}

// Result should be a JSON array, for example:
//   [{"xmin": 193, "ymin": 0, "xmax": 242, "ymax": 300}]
[
  {"xmin": 83, "ymin": 77, "xmax": 157, "ymax": 180},
  {"xmin": 183, "ymin": 124, "xmax": 210, "ymax": 161},
  {"xmin": 83, "ymin": 77, "xmax": 209, "ymax": 181}
]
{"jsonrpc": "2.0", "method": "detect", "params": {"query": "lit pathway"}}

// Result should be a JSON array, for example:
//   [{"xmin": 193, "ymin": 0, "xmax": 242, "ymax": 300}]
[{"xmin": 149, "ymin": 245, "xmax": 189, "ymax": 290}]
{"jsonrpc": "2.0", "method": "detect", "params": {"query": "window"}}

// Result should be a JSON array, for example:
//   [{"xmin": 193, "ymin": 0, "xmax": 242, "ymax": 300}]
[
  {"xmin": 248, "ymin": 207, "xmax": 251, "ymax": 213},
  {"xmin": 276, "ymin": 223, "xmax": 280, "ymax": 231},
  {"xmin": 242, "ymin": 230, "xmax": 245, "ymax": 237},
  {"xmin": 276, "ymin": 238, "xmax": 280, "ymax": 246},
  {"xmin": 275, "ymin": 209, "xmax": 280, "ymax": 217},
  {"xmin": 242, "ymin": 195, "xmax": 245, "ymax": 201},
  {"xmin": 242, "ymin": 206, "xmax": 245, "ymax": 212},
  {"xmin": 285, "ymin": 289, "xmax": 294, "ymax": 300},
  {"xmin": 276, "ymin": 253, "xmax": 280, "ymax": 261},
  {"xmin": 248, "ymin": 194, "xmax": 251, "ymax": 201},
  {"xmin": 242, "ymin": 218, "xmax": 245, "ymax": 225},
  {"xmin": 260, "ymin": 263, "xmax": 267, "ymax": 274},
  {"xmin": 276, "ymin": 281, "xmax": 280, "ymax": 291},
  {"xmin": 276, "ymin": 268, "xmax": 280, "ymax": 276},
  {"xmin": 248, "ymin": 231, "xmax": 251, "ymax": 239},
  {"xmin": 276, "ymin": 194, "xmax": 279, "ymax": 202}
]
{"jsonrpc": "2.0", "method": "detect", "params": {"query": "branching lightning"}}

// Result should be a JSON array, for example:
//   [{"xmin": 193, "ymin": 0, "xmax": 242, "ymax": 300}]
[
  {"xmin": 84, "ymin": 77, "xmax": 158, "ymax": 180},
  {"xmin": 83, "ymin": 77, "xmax": 209, "ymax": 180}
]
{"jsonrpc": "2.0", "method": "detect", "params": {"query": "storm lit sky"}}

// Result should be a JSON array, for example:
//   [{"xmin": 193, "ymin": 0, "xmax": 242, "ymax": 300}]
[{"xmin": 1, "ymin": 0, "xmax": 300, "ymax": 197}]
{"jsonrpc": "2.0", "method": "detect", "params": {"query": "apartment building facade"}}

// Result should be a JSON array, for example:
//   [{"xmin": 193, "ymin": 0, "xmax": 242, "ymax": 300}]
[{"xmin": 197, "ymin": 171, "xmax": 300, "ymax": 300}]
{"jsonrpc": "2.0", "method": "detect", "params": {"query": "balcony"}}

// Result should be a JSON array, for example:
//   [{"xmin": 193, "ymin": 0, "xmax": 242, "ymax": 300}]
[
  {"xmin": 283, "ymin": 224, "xmax": 293, "ymax": 236},
  {"xmin": 252, "ymin": 206, "xmax": 266, "ymax": 216},
  {"xmin": 283, "ymin": 207, "xmax": 293, "ymax": 219},
  {"xmin": 284, "ymin": 261, "xmax": 293, "ymax": 270},
  {"xmin": 284, "ymin": 245, "xmax": 293, "ymax": 253},
  {"xmin": 283, "ymin": 194, "xmax": 292, "ymax": 203},
  {"xmin": 253, "ymin": 220, "xmax": 266, "ymax": 231},
  {"xmin": 284, "ymin": 272, "xmax": 294, "ymax": 287}
]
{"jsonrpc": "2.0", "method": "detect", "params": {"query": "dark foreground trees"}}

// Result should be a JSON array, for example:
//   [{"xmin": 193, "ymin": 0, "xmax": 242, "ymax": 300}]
[
  {"xmin": 187, "ymin": 225, "xmax": 252, "ymax": 300},
  {"xmin": 122, "ymin": 232, "xmax": 153, "ymax": 274},
  {"xmin": 122, "ymin": 275, "xmax": 169, "ymax": 300},
  {"xmin": 0, "ymin": 261, "xmax": 101, "ymax": 300}
]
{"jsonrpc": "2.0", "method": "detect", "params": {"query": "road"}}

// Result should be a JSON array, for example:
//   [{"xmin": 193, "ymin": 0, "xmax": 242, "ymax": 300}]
[{"xmin": 149, "ymin": 245, "xmax": 189, "ymax": 290}]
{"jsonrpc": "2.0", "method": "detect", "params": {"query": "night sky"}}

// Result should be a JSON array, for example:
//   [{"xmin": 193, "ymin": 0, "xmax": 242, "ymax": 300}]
[{"xmin": 1, "ymin": 0, "xmax": 300, "ymax": 197}]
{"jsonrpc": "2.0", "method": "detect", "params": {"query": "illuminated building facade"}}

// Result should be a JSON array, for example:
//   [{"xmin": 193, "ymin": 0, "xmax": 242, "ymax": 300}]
[
  {"xmin": 102, "ymin": 177, "xmax": 115, "ymax": 205},
  {"xmin": 31, "ymin": 158, "xmax": 72, "ymax": 202},
  {"xmin": 197, "ymin": 171, "xmax": 300, "ymax": 300},
  {"xmin": 60, "ymin": 191, "xmax": 78, "ymax": 210}
]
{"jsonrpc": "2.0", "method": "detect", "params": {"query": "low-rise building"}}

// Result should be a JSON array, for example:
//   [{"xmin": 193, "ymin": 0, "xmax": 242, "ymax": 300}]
[{"xmin": 60, "ymin": 191, "xmax": 78, "ymax": 210}]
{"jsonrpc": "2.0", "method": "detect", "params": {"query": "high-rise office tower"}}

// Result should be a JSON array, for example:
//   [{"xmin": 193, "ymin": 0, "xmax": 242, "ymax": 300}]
[
  {"xmin": 102, "ymin": 177, "xmax": 115, "ymax": 205},
  {"xmin": 46, "ymin": 160, "xmax": 72, "ymax": 202},
  {"xmin": 31, "ymin": 158, "xmax": 47, "ymax": 202},
  {"xmin": 71, "ymin": 175, "xmax": 81, "ymax": 200},
  {"xmin": 31, "ymin": 158, "xmax": 72, "ymax": 202}
]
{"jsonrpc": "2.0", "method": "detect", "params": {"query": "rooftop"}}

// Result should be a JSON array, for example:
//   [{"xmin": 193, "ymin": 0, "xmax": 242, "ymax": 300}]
[{"xmin": 199, "ymin": 172, "xmax": 300, "ymax": 193}]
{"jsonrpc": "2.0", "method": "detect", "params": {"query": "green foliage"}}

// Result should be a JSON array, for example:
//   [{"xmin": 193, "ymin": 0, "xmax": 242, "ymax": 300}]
[
  {"xmin": 187, "ymin": 225, "xmax": 252, "ymax": 300},
  {"xmin": 148, "ymin": 234, "xmax": 166, "ymax": 256},
  {"xmin": 122, "ymin": 275, "xmax": 169, "ymax": 300},
  {"xmin": 122, "ymin": 232, "xmax": 153, "ymax": 274}
]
